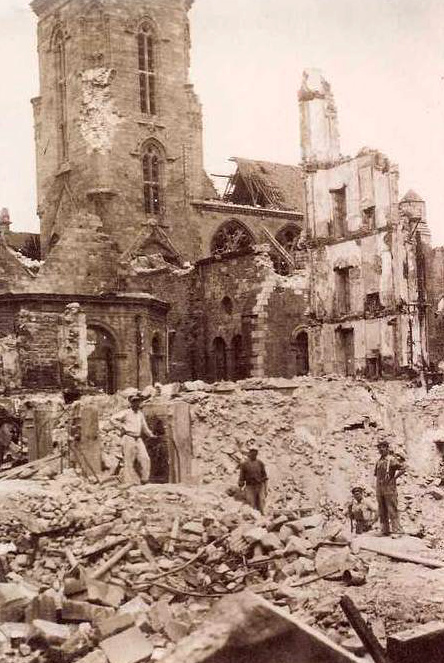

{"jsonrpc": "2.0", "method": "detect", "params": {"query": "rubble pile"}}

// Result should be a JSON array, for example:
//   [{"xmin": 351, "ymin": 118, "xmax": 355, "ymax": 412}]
[
  {"xmin": 2, "ymin": 468, "xmax": 444, "ymax": 661},
  {"xmin": 3, "ymin": 377, "xmax": 444, "ymax": 659},
  {"xmin": 0, "ymin": 472, "xmax": 361, "ymax": 662}
]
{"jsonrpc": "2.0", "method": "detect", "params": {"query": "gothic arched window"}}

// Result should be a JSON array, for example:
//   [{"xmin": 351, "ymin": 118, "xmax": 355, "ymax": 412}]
[
  {"xmin": 211, "ymin": 220, "xmax": 254, "ymax": 256},
  {"xmin": 53, "ymin": 29, "xmax": 68, "ymax": 162},
  {"xmin": 142, "ymin": 142, "xmax": 163, "ymax": 215},
  {"xmin": 138, "ymin": 23, "xmax": 157, "ymax": 115},
  {"xmin": 276, "ymin": 224, "xmax": 301, "ymax": 254}
]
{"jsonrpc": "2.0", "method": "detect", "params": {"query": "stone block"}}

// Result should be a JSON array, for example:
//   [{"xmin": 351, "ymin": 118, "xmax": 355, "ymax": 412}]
[
  {"xmin": 0, "ymin": 582, "xmax": 38, "ymax": 621},
  {"xmin": 158, "ymin": 590, "xmax": 361, "ymax": 663},
  {"xmin": 62, "ymin": 599, "xmax": 115, "ymax": 624},
  {"xmin": 118, "ymin": 596, "xmax": 150, "ymax": 617},
  {"xmin": 86, "ymin": 578, "xmax": 125, "ymax": 608},
  {"xmin": 32, "ymin": 619, "xmax": 71, "ymax": 645},
  {"xmin": 97, "ymin": 613, "xmax": 135, "ymax": 640},
  {"xmin": 0, "ymin": 622, "xmax": 33, "ymax": 644},
  {"xmin": 100, "ymin": 626, "xmax": 154, "ymax": 663},
  {"xmin": 387, "ymin": 621, "xmax": 444, "ymax": 663}
]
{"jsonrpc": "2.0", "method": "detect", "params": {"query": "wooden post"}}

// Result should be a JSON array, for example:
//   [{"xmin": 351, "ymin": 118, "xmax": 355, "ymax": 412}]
[{"xmin": 340, "ymin": 595, "xmax": 390, "ymax": 663}]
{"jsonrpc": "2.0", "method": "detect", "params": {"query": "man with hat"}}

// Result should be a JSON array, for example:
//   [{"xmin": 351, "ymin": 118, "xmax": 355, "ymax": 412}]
[
  {"xmin": 238, "ymin": 447, "xmax": 268, "ymax": 515},
  {"xmin": 112, "ymin": 393, "xmax": 154, "ymax": 485},
  {"xmin": 375, "ymin": 440, "xmax": 405, "ymax": 536},
  {"xmin": 348, "ymin": 486, "xmax": 377, "ymax": 535}
]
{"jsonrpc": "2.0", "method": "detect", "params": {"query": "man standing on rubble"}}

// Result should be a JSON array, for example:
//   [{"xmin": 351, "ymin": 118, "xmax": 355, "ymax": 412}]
[
  {"xmin": 375, "ymin": 440, "xmax": 405, "ymax": 536},
  {"xmin": 238, "ymin": 448, "xmax": 268, "ymax": 515},
  {"xmin": 112, "ymin": 393, "xmax": 154, "ymax": 485}
]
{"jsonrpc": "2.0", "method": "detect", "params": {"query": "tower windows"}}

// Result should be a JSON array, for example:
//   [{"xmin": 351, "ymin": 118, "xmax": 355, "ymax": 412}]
[
  {"xmin": 138, "ymin": 23, "xmax": 157, "ymax": 115},
  {"xmin": 54, "ymin": 30, "xmax": 68, "ymax": 162},
  {"xmin": 142, "ymin": 142, "xmax": 163, "ymax": 215}
]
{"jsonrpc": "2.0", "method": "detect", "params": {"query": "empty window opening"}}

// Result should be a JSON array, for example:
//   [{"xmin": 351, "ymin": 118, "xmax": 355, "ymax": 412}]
[
  {"xmin": 362, "ymin": 206, "xmax": 375, "ymax": 229},
  {"xmin": 138, "ymin": 24, "xmax": 156, "ymax": 115},
  {"xmin": 292, "ymin": 331, "xmax": 309, "ymax": 376},
  {"xmin": 276, "ymin": 225, "xmax": 301, "ymax": 254},
  {"xmin": 366, "ymin": 352, "xmax": 382, "ymax": 379},
  {"xmin": 211, "ymin": 220, "xmax": 254, "ymax": 256},
  {"xmin": 330, "ymin": 187, "xmax": 347, "ymax": 237},
  {"xmin": 221, "ymin": 296, "xmax": 233, "ymax": 315},
  {"xmin": 142, "ymin": 143, "xmax": 163, "ymax": 215},
  {"xmin": 336, "ymin": 328, "xmax": 355, "ymax": 376},
  {"xmin": 335, "ymin": 267, "xmax": 351, "ymax": 315},
  {"xmin": 87, "ymin": 326, "xmax": 117, "ymax": 394},
  {"xmin": 212, "ymin": 337, "xmax": 227, "ymax": 382},
  {"xmin": 365, "ymin": 292, "xmax": 382, "ymax": 315},
  {"xmin": 54, "ymin": 30, "xmax": 68, "ymax": 162}
]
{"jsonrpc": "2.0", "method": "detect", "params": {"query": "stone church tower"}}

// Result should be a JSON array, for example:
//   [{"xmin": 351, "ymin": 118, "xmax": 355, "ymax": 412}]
[{"xmin": 31, "ymin": 0, "xmax": 208, "ymax": 259}]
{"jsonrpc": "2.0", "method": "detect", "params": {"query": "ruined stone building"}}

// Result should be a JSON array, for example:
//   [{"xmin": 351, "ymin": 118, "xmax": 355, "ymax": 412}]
[{"xmin": 0, "ymin": 0, "xmax": 436, "ymax": 395}]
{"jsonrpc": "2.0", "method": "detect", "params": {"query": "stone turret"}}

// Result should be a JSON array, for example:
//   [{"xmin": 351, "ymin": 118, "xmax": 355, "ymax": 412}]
[
  {"xmin": 399, "ymin": 190, "xmax": 431, "ymax": 245},
  {"xmin": 298, "ymin": 69, "xmax": 341, "ymax": 166}
]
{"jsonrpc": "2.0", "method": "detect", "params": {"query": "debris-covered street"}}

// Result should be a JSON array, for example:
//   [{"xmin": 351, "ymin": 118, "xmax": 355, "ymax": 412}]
[{"xmin": 2, "ymin": 378, "xmax": 444, "ymax": 661}]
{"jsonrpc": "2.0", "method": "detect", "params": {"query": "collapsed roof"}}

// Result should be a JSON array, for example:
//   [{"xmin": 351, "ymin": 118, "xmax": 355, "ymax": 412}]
[{"xmin": 224, "ymin": 158, "xmax": 305, "ymax": 213}]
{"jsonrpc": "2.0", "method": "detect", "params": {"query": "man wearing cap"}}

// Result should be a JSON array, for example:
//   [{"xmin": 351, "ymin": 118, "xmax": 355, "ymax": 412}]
[
  {"xmin": 348, "ymin": 487, "xmax": 377, "ymax": 535},
  {"xmin": 112, "ymin": 393, "xmax": 154, "ymax": 485},
  {"xmin": 238, "ymin": 448, "xmax": 268, "ymax": 515},
  {"xmin": 375, "ymin": 440, "xmax": 405, "ymax": 536}
]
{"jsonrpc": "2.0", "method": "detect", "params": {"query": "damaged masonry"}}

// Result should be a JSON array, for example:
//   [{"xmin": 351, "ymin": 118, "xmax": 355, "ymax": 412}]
[{"xmin": 2, "ymin": 0, "xmax": 444, "ymax": 662}]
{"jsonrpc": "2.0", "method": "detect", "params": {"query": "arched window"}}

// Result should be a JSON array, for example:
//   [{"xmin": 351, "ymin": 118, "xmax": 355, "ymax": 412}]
[
  {"xmin": 211, "ymin": 220, "xmax": 254, "ymax": 256},
  {"xmin": 276, "ymin": 224, "xmax": 301, "ymax": 254},
  {"xmin": 142, "ymin": 142, "xmax": 163, "ymax": 215},
  {"xmin": 86, "ymin": 326, "xmax": 117, "ymax": 394},
  {"xmin": 212, "ymin": 337, "xmax": 227, "ymax": 382},
  {"xmin": 53, "ymin": 30, "xmax": 68, "ymax": 162},
  {"xmin": 221, "ymin": 296, "xmax": 233, "ymax": 315},
  {"xmin": 138, "ymin": 23, "xmax": 157, "ymax": 115}
]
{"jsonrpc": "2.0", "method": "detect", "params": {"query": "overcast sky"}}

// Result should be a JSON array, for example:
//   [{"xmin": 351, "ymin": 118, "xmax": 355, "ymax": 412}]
[{"xmin": 1, "ymin": 0, "xmax": 443, "ymax": 243}]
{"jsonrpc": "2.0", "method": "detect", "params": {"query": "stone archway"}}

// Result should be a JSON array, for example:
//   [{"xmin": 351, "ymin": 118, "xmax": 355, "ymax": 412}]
[{"xmin": 86, "ymin": 326, "xmax": 117, "ymax": 394}]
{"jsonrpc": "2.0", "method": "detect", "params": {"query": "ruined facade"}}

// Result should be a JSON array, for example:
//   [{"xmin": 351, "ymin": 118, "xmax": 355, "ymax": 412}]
[{"xmin": 0, "ymin": 0, "xmax": 435, "ymax": 393}]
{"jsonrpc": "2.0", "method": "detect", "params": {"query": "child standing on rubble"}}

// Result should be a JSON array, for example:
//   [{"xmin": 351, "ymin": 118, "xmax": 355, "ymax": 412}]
[{"xmin": 348, "ymin": 486, "xmax": 377, "ymax": 535}]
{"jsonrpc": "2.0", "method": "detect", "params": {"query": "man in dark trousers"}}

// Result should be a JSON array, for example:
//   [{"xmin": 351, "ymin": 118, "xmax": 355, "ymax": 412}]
[
  {"xmin": 238, "ymin": 447, "xmax": 268, "ymax": 515},
  {"xmin": 375, "ymin": 440, "xmax": 405, "ymax": 536}
]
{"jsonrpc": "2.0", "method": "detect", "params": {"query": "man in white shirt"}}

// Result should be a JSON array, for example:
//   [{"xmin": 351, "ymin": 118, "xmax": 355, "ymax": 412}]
[{"xmin": 112, "ymin": 393, "xmax": 154, "ymax": 485}]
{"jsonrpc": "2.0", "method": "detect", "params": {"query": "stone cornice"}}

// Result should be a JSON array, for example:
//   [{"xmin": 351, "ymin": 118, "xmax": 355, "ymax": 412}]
[{"xmin": 0, "ymin": 292, "xmax": 170, "ymax": 314}]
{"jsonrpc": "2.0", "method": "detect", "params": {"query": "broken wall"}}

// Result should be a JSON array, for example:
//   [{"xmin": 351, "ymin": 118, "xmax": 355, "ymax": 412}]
[
  {"xmin": 305, "ymin": 150, "xmax": 398, "ymax": 239},
  {"xmin": 424, "ymin": 246, "xmax": 444, "ymax": 368},
  {"xmin": 305, "ymin": 150, "xmax": 423, "ymax": 374},
  {"xmin": 137, "ymin": 247, "xmax": 310, "ymax": 383}
]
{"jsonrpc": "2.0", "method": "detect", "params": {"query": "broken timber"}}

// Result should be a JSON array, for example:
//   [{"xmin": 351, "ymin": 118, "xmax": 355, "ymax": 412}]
[
  {"xmin": 359, "ymin": 541, "xmax": 444, "ymax": 569},
  {"xmin": 340, "ymin": 595, "xmax": 391, "ymax": 663}
]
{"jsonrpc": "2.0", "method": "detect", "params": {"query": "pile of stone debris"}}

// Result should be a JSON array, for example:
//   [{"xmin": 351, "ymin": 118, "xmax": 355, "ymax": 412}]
[{"xmin": 0, "ymin": 469, "xmax": 383, "ymax": 663}]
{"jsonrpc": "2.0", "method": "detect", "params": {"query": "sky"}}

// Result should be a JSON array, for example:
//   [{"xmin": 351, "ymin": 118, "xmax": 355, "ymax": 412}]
[{"xmin": 1, "ymin": 0, "xmax": 443, "ymax": 243}]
